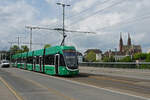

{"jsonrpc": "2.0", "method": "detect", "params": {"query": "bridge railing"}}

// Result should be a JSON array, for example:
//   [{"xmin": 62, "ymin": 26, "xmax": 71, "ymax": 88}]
[{"xmin": 79, "ymin": 62, "xmax": 150, "ymax": 69}]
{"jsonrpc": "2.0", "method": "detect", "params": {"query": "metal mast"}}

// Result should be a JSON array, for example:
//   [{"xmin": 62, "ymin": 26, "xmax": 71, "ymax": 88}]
[
  {"xmin": 25, "ymin": 26, "xmax": 36, "ymax": 51},
  {"xmin": 56, "ymin": 3, "xmax": 70, "ymax": 46}
]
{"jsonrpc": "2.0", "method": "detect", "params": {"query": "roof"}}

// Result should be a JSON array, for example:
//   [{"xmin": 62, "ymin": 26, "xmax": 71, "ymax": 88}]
[
  {"xmin": 22, "ymin": 52, "xmax": 28, "ymax": 58},
  {"xmin": 85, "ymin": 49, "xmax": 102, "ymax": 54},
  {"xmin": 11, "ymin": 45, "xmax": 77, "ymax": 58},
  {"xmin": 76, "ymin": 52, "xmax": 83, "ymax": 56},
  {"xmin": 33, "ymin": 49, "xmax": 44, "ymax": 56}
]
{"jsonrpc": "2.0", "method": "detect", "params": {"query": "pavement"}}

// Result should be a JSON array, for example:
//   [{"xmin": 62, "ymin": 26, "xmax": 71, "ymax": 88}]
[{"xmin": 0, "ymin": 67, "xmax": 149, "ymax": 100}]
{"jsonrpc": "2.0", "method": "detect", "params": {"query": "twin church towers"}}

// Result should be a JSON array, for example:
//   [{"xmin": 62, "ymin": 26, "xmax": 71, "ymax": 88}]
[{"xmin": 119, "ymin": 33, "xmax": 141, "ymax": 55}]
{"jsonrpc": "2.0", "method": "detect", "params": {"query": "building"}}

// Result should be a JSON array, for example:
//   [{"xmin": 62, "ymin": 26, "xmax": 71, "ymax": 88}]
[
  {"xmin": 84, "ymin": 49, "xmax": 102, "ymax": 61},
  {"xmin": 76, "ymin": 52, "xmax": 83, "ymax": 63},
  {"xmin": 119, "ymin": 33, "xmax": 142, "ymax": 55},
  {"xmin": 104, "ymin": 33, "xmax": 142, "ymax": 60},
  {"xmin": 0, "ymin": 51, "xmax": 8, "ymax": 61}
]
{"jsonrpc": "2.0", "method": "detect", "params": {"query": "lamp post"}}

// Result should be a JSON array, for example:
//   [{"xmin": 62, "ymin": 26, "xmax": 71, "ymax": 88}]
[{"xmin": 56, "ymin": 3, "xmax": 70, "ymax": 46}]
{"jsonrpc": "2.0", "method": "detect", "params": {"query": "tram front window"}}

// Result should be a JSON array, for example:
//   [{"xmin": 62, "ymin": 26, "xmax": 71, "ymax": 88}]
[{"xmin": 63, "ymin": 50, "xmax": 78, "ymax": 69}]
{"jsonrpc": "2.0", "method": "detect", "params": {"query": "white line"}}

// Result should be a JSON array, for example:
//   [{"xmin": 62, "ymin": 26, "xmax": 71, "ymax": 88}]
[
  {"xmin": 45, "ymin": 75, "xmax": 150, "ymax": 100},
  {"xmin": 12, "ymin": 68, "xmax": 150, "ymax": 100}
]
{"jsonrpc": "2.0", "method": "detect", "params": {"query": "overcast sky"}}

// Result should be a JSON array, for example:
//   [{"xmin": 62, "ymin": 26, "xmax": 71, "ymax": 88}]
[{"xmin": 0, "ymin": 0, "xmax": 150, "ymax": 53}]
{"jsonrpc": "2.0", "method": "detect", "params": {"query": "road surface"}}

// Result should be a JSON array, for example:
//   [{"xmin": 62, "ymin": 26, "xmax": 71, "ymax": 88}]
[{"xmin": 0, "ymin": 67, "xmax": 149, "ymax": 100}]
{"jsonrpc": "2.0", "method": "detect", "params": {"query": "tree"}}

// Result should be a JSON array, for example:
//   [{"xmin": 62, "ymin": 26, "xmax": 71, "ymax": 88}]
[
  {"xmin": 119, "ymin": 56, "xmax": 132, "ymax": 62},
  {"xmin": 103, "ymin": 56, "xmax": 115, "ymax": 62},
  {"xmin": 133, "ymin": 53, "xmax": 147, "ymax": 60},
  {"xmin": 85, "ymin": 51, "xmax": 96, "ymax": 62},
  {"xmin": 10, "ymin": 45, "xmax": 20, "ymax": 55},
  {"xmin": 103, "ymin": 56, "xmax": 110, "ymax": 62},
  {"xmin": 21, "ymin": 45, "xmax": 29, "ymax": 53},
  {"xmin": 44, "ymin": 44, "xmax": 51, "ymax": 48},
  {"xmin": 146, "ymin": 53, "xmax": 150, "ymax": 62},
  {"xmin": 9, "ymin": 45, "xmax": 29, "ymax": 55}
]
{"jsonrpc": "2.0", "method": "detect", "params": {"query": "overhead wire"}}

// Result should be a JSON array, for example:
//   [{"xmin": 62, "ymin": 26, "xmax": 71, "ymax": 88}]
[
  {"xmin": 95, "ymin": 12, "xmax": 150, "ymax": 31},
  {"xmin": 66, "ymin": 0, "xmax": 112, "ymax": 20},
  {"xmin": 68, "ymin": 0, "xmax": 127, "ymax": 28},
  {"xmin": 39, "ymin": 0, "xmax": 113, "ymax": 29}
]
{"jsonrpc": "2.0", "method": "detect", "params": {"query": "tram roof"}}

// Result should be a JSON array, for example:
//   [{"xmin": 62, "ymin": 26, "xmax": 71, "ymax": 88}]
[
  {"xmin": 12, "ymin": 45, "xmax": 76, "ymax": 58},
  {"xmin": 45, "ymin": 46, "xmax": 76, "ymax": 55},
  {"xmin": 22, "ymin": 52, "xmax": 28, "ymax": 58},
  {"xmin": 33, "ymin": 49, "xmax": 44, "ymax": 56}
]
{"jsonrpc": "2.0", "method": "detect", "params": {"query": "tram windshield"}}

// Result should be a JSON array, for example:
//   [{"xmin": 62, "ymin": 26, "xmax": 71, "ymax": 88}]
[{"xmin": 63, "ymin": 50, "xmax": 78, "ymax": 69}]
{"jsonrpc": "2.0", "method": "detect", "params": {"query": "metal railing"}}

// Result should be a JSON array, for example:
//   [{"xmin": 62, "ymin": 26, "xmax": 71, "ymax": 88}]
[{"xmin": 79, "ymin": 62, "xmax": 150, "ymax": 69}]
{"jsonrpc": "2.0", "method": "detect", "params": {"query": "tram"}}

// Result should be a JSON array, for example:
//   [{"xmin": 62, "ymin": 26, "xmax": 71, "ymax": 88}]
[{"xmin": 11, "ymin": 46, "xmax": 79, "ymax": 76}]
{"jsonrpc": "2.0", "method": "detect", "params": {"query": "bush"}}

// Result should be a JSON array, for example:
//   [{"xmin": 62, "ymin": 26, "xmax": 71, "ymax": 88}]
[
  {"xmin": 139, "ymin": 64, "xmax": 150, "ymax": 69},
  {"xmin": 103, "ymin": 56, "xmax": 115, "ymax": 62},
  {"xmin": 133, "ymin": 53, "xmax": 147, "ymax": 60},
  {"xmin": 146, "ymin": 53, "xmax": 150, "ymax": 62},
  {"xmin": 119, "ymin": 56, "xmax": 132, "ymax": 62}
]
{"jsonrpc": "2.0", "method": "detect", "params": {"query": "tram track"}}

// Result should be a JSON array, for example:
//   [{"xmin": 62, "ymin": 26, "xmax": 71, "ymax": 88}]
[
  {"xmin": 58, "ymin": 72, "xmax": 150, "ymax": 98},
  {"xmin": 1, "ymin": 68, "xmax": 150, "ymax": 99},
  {"xmin": 12, "ymin": 68, "xmax": 150, "ymax": 98}
]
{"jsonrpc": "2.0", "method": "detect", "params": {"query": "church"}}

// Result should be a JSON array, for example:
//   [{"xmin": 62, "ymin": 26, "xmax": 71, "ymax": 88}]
[
  {"xmin": 104, "ymin": 33, "xmax": 142, "ymax": 60},
  {"xmin": 119, "ymin": 33, "xmax": 142, "ymax": 55}
]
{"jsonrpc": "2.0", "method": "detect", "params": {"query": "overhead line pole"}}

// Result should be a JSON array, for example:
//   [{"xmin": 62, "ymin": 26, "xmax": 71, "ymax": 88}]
[
  {"xmin": 25, "ymin": 26, "xmax": 35, "ymax": 51},
  {"xmin": 16, "ymin": 36, "xmax": 23, "ymax": 48},
  {"xmin": 17, "ymin": 36, "xmax": 19, "ymax": 47},
  {"xmin": 62, "ymin": 4, "xmax": 65, "ymax": 46},
  {"xmin": 30, "ymin": 28, "xmax": 32, "ymax": 51},
  {"xmin": 57, "ymin": 3, "xmax": 70, "ymax": 46}
]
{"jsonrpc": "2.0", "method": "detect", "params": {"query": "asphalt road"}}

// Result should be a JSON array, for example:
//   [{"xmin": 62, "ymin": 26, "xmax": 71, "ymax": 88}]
[{"xmin": 0, "ymin": 68, "xmax": 149, "ymax": 100}]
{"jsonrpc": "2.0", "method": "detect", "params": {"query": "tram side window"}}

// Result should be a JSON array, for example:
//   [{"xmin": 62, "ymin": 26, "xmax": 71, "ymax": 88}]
[
  {"xmin": 36, "ymin": 56, "xmax": 39, "ymax": 64},
  {"xmin": 27, "ymin": 57, "xmax": 33, "ymax": 64},
  {"xmin": 21, "ymin": 58, "xmax": 25, "ymax": 63},
  {"xmin": 17, "ymin": 59, "xmax": 19, "ymax": 63},
  {"xmin": 45, "ymin": 55, "xmax": 54, "ymax": 65},
  {"xmin": 18, "ymin": 58, "xmax": 21, "ymax": 63},
  {"xmin": 60, "ymin": 54, "xmax": 65, "ymax": 66},
  {"xmin": 23, "ymin": 58, "xmax": 27, "ymax": 63}
]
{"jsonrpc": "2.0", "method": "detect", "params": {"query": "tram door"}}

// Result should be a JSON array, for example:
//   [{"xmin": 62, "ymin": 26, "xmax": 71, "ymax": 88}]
[
  {"xmin": 55, "ymin": 54, "xmax": 60, "ymax": 75},
  {"xmin": 33, "ymin": 57, "xmax": 36, "ymax": 71},
  {"xmin": 39, "ymin": 57, "xmax": 42, "ymax": 72},
  {"xmin": 24, "ymin": 58, "xmax": 27, "ymax": 70}
]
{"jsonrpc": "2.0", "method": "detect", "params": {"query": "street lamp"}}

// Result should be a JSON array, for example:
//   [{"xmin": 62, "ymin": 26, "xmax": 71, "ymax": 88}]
[{"xmin": 56, "ymin": 2, "xmax": 70, "ymax": 46}]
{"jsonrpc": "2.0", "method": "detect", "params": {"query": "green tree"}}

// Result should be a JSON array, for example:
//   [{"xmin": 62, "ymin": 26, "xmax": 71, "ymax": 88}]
[
  {"xmin": 9, "ymin": 45, "xmax": 29, "ymax": 55},
  {"xmin": 146, "ymin": 53, "xmax": 150, "ymax": 62},
  {"xmin": 44, "ymin": 44, "xmax": 51, "ymax": 48},
  {"xmin": 103, "ymin": 56, "xmax": 115, "ymax": 62},
  {"xmin": 103, "ymin": 56, "xmax": 110, "ymax": 62},
  {"xmin": 85, "ymin": 51, "xmax": 96, "ymax": 62},
  {"xmin": 21, "ymin": 45, "xmax": 29, "ymax": 53},
  {"xmin": 119, "ymin": 56, "xmax": 132, "ymax": 62},
  {"xmin": 10, "ymin": 45, "xmax": 20, "ymax": 55},
  {"xmin": 133, "ymin": 53, "xmax": 147, "ymax": 60}
]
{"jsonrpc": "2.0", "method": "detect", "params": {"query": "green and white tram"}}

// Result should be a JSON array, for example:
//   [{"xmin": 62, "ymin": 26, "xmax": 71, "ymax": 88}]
[{"xmin": 11, "ymin": 46, "xmax": 79, "ymax": 76}]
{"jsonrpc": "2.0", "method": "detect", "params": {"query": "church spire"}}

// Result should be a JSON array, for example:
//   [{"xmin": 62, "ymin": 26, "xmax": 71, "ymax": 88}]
[
  {"xmin": 119, "ymin": 32, "xmax": 123, "ymax": 52},
  {"xmin": 127, "ymin": 33, "xmax": 131, "ymax": 46}
]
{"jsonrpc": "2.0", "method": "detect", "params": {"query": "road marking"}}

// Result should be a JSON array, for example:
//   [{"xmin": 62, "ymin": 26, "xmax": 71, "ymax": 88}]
[
  {"xmin": 12, "ymin": 68, "xmax": 150, "ymax": 100},
  {"xmin": 34, "ymin": 72, "xmax": 150, "ymax": 100},
  {"xmin": 88, "ymin": 75, "xmax": 136, "ymax": 85},
  {"xmin": 11, "ymin": 73, "xmax": 76, "ymax": 100},
  {"xmin": 0, "ymin": 77, "xmax": 24, "ymax": 100},
  {"xmin": 26, "ymin": 79, "xmax": 75, "ymax": 100}
]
